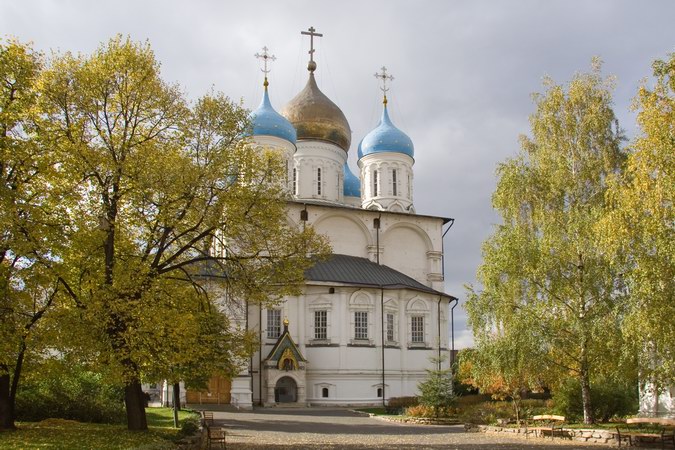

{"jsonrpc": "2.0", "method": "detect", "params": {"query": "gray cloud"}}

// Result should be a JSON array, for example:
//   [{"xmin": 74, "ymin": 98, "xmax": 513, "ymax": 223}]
[{"xmin": 4, "ymin": 0, "xmax": 674, "ymax": 349}]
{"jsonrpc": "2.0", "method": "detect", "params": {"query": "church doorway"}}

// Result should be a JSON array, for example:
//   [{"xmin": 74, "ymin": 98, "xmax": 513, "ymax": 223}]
[{"xmin": 274, "ymin": 376, "xmax": 297, "ymax": 403}]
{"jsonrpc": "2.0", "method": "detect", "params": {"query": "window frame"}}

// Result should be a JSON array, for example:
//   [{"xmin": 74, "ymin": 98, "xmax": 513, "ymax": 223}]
[
  {"xmin": 317, "ymin": 167, "xmax": 322, "ymax": 196},
  {"xmin": 292, "ymin": 168, "xmax": 297, "ymax": 195},
  {"xmin": 266, "ymin": 309, "xmax": 281, "ymax": 339},
  {"xmin": 411, "ymin": 315, "xmax": 425, "ymax": 344},
  {"xmin": 354, "ymin": 310, "xmax": 369, "ymax": 340},
  {"xmin": 314, "ymin": 310, "xmax": 328, "ymax": 340},
  {"xmin": 392, "ymin": 168, "xmax": 398, "ymax": 196},
  {"xmin": 386, "ymin": 312, "xmax": 395, "ymax": 343},
  {"xmin": 373, "ymin": 169, "xmax": 379, "ymax": 197}
]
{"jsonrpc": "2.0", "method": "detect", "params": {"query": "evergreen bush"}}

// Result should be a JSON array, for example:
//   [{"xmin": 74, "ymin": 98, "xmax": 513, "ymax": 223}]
[{"xmin": 417, "ymin": 358, "xmax": 456, "ymax": 417}]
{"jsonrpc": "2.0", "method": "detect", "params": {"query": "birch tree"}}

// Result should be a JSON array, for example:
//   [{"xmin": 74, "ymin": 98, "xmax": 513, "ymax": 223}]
[
  {"xmin": 604, "ymin": 53, "xmax": 675, "ymax": 388},
  {"xmin": 466, "ymin": 60, "xmax": 628, "ymax": 424}
]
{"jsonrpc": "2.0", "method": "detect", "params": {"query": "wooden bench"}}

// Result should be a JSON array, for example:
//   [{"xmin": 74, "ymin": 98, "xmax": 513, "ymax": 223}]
[
  {"xmin": 527, "ymin": 414, "xmax": 566, "ymax": 439},
  {"xmin": 202, "ymin": 411, "xmax": 214, "ymax": 426},
  {"xmin": 616, "ymin": 417, "xmax": 675, "ymax": 449},
  {"xmin": 206, "ymin": 424, "xmax": 227, "ymax": 449}
]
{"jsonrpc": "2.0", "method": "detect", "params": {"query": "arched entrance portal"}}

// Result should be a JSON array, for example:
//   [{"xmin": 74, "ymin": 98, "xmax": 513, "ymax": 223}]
[{"xmin": 275, "ymin": 376, "xmax": 297, "ymax": 403}]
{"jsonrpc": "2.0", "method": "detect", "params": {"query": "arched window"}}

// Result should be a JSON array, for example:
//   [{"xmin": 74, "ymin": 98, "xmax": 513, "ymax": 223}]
[
  {"xmin": 392, "ymin": 169, "xmax": 398, "ymax": 196},
  {"xmin": 377, "ymin": 388, "xmax": 383, "ymax": 398},
  {"xmin": 293, "ymin": 168, "xmax": 297, "ymax": 195},
  {"xmin": 317, "ymin": 168, "xmax": 322, "ymax": 195},
  {"xmin": 322, "ymin": 387, "xmax": 329, "ymax": 398},
  {"xmin": 373, "ymin": 169, "xmax": 379, "ymax": 197}
]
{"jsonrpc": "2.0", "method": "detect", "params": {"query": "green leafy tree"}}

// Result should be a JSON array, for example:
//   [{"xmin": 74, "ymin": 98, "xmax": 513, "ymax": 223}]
[
  {"xmin": 0, "ymin": 39, "xmax": 69, "ymax": 430},
  {"xmin": 603, "ymin": 54, "xmax": 675, "ymax": 390},
  {"xmin": 417, "ymin": 357, "xmax": 456, "ymax": 418},
  {"xmin": 466, "ymin": 60, "xmax": 628, "ymax": 424},
  {"xmin": 38, "ymin": 36, "xmax": 329, "ymax": 431}
]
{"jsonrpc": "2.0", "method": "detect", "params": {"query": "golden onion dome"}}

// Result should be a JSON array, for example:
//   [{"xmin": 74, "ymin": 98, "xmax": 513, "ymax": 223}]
[{"xmin": 281, "ymin": 72, "xmax": 351, "ymax": 152}]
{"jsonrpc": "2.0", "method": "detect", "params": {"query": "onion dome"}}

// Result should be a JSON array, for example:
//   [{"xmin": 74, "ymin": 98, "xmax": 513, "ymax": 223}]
[
  {"xmin": 357, "ymin": 104, "xmax": 414, "ymax": 159},
  {"xmin": 249, "ymin": 84, "xmax": 297, "ymax": 144},
  {"xmin": 281, "ymin": 72, "xmax": 351, "ymax": 152},
  {"xmin": 343, "ymin": 163, "xmax": 361, "ymax": 197}
]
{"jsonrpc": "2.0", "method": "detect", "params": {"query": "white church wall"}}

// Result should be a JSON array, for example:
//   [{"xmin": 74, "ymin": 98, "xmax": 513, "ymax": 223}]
[
  {"xmin": 286, "ymin": 202, "xmax": 446, "ymax": 287},
  {"xmin": 312, "ymin": 214, "xmax": 370, "ymax": 258},
  {"xmin": 640, "ymin": 383, "xmax": 675, "ymax": 418},
  {"xmin": 359, "ymin": 152, "xmax": 414, "ymax": 212},
  {"xmin": 243, "ymin": 283, "xmax": 450, "ymax": 406},
  {"xmin": 248, "ymin": 135, "xmax": 296, "ymax": 195},
  {"xmin": 293, "ymin": 141, "xmax": 346, "ymax": 203}
]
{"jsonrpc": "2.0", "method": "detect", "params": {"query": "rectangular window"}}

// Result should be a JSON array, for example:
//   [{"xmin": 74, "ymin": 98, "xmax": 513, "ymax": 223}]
[
  {"xmin": 373, "ymin": 170, "xmax": 378, "ymax": 197},
  {"xmin": 392, "ymin": 169, "xmax": 397, "ymax": 196},
  {"xmin": 267, "ymin": 309, "xmax": 281, "ymax": 339},
  {"xmin": 314, "ymin": 310, "xmax": 327, "ymax": 340},
  {"xmin": 293, "ymin": 168, "xmax": 297, "ymax": 195},
  {"xmin": 386, "ymin": 313, "xmax": 394, "ymax": 342},
  {"xmin": 411, "ymin": 316, "xmax": 424, "ymax": 343},
  {"xmin": 317, "ymin": 167, "xmax": 322, "ymax": 195},
  {"xmin": 355, "ymin": 311, "xmax": 368, "ymax": 340}
]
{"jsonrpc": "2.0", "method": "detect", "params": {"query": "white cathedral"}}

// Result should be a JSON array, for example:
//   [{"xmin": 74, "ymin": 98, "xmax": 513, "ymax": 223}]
[{"xmin": 182, "ymin": 29, "xmax": 457, "ymax": 409}]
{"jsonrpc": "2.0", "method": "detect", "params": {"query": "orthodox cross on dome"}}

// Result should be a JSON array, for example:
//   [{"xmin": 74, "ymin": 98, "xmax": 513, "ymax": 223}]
[
  {"xmin": 374, "ymin": 66, "xmax": 394, "ymax": 105},
  {"xmin": 301, "ymin": 26, "xmax": 323, "ymax": 72},
  {"xmin": 254, "ymin": 46, "xmax": 276, "ymax": 88}
]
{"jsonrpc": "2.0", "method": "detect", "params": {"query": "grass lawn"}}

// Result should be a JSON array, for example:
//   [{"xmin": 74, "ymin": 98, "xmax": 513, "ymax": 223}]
[{"xmin": 0, "ymin": 407, "xmax": 200, "ymax": 450}]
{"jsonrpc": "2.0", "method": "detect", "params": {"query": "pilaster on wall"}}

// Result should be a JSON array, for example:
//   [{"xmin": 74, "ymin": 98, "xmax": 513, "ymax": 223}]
[
  {"xmin": 367, "ymin": 244, "xmax": 383, "ymax": 263},
  {"xmin": 230, "ymin": 376, "xmax": 253, "ymax": 410}
]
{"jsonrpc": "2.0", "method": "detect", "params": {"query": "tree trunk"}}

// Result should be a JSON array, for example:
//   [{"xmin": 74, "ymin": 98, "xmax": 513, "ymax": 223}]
[
  {"xmin": 512, "ymin": 394, "xmax": 522, "ymax": 424},
  {"xmin": 124, "ymin": 378, "xmax": 148, "ymax": 431},
  {"xmin": 580, "ymin": 345, "xmax": 594, "ymax": 424},
  {"xmin": 172, "ymin": 382, "xmax": 180, "ymax": 428},
  {"xmin": 0, "ymin": 368, "xmax": 15, "ymax": 430}
]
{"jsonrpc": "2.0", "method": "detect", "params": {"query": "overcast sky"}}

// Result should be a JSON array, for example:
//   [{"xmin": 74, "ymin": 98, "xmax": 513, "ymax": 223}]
[{"xmin": 4, "ymin": 0, "xmax": 674, "ymax": 349}]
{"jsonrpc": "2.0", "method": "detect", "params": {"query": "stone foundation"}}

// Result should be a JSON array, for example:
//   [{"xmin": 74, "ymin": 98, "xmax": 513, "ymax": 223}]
[
  {"xmin": 371, "ymin": 414, "xmax": 461, "ymax": 425},
  {"xmin": 471, "ymin": 424, "xmax": 618, "ymax": 446}
]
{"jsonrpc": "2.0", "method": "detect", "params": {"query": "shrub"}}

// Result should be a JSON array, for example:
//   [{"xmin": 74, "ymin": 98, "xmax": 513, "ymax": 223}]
[
  {"xmin": 457, "ymin": 401, "xmax": 514, "ymax": 425},
  {"xmin": 456, "ymin": 398, "xmax": 553, "ymax": 425},
  {"xmin": 456, "ymin": 394, "xmax": 492, "ymax": 407},
  {"xmin": 552, "ymin": 378, "xmax": 638, "ymax": 422},
  {"xmin": 385, "ymin": 396, "xmax": 418, "ymax": 414},
  {"xmin": 406, "ymin": 404, "xmax": 455, "ymax": 418},
  {"xmin": 15, "ymin": 368, "xmax": 125, "ymax": 423},
  {"xmin": 178, "ymin": 416, "xmax": 200, "ymax": 437}
]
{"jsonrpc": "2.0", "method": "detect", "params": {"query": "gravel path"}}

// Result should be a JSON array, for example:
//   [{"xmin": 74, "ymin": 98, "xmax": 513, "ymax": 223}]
[{"xmin": 197, "ymin": 407, "xmax": 609, "ymax": 449}]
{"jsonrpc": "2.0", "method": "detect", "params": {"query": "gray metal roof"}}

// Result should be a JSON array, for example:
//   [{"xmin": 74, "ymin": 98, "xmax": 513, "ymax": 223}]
[{"xmin": 305, "ymin": 254, "xmax": 455, "ymax": 299}]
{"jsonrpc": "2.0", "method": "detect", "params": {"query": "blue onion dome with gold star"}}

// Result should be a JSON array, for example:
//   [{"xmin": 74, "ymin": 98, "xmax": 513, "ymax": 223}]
[
  {"xmin": 358, "ymin": 102, "xmax": 414, "ymax": 159},
  {"xmin": 249, "ymin": 80, "xmax": 297, "ymax": 144},
  {"xmin": 343, "ymin": 163, "xmax": 361, "ymax": 197},
  {"xmin": 281, "ymin": 72, "xmax": 351, "ymax": 152}
]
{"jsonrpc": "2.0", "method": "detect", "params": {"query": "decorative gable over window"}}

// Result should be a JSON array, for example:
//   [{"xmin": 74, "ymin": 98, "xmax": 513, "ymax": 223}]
[{"xmin": 264, "ymin": 318, "xmax": 307, "ymax": 371}]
